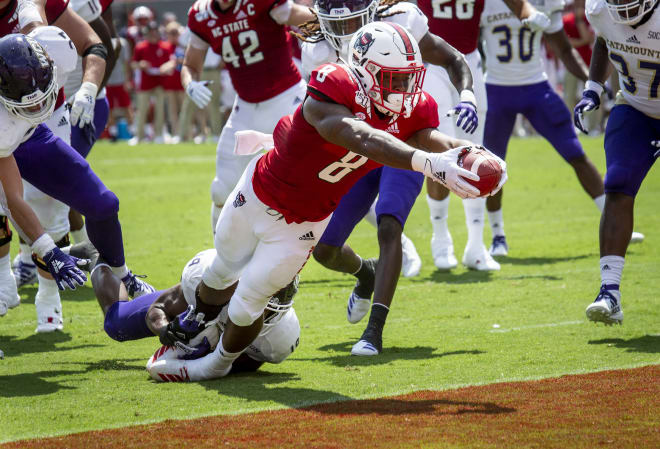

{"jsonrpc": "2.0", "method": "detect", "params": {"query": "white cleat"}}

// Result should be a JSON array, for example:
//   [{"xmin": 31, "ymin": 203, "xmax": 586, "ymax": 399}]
[
  {"xmin": 463, "ymin": 245, "xmax": 501, "ymax": 271},
  {"xmin": 401, "ymin": 233, "xmax": 421, "ymax": 278},
  {"xmin": 489, "ymin": 235, "xmax": 509, "ymax": 257},
  {"xmin": 347, "ymin": 292, "xmax": 371, "ymax": 324},
  {"xmin": 351, "ymin": 339, "xmax": 380, "ymax": 356},
  {"xmin": 630, "ymin": 231, "xmax": 644, "ymax": 244},
  {"xmin": 147, "ymin": 351, "xmax": 231, "ymax": 382},
  {"xmin": 35, "ymin": 299, "xmax": 64, "ymax": 333},
  {"xmin": 586, "ymin": 287, "xmax": 623, "ymax": 325},
  {"xmin": 431, "ymin": 234, "xmax": 457, "ymax": 271}
]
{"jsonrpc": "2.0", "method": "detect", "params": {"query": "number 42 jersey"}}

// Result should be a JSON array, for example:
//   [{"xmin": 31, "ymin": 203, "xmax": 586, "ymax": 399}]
[{"xmin": 252, "ymin": 63, "xmax": 439, "ymax": 224}]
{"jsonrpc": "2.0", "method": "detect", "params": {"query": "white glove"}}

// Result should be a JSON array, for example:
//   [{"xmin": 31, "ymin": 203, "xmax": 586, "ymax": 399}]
[
  {"xmin": 70, "ymin": 81, "xmax": 98, "ymax": 127},
  {"xmin": 411, "ymin": 147, "xmax": 481, "ymax": 199},
  {"xmin": 185, "ymin": 80, "xmax": 212, "ymax": 109},
  {"xmin": 522, "ymin": 10, "xmax": 551, "ymax": 32}
]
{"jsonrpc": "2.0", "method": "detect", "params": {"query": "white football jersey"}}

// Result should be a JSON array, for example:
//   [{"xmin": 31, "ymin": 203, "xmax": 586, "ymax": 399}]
[
  {"xmin": 480, "ymin": 0, "xmax": 564, "ymax": 86},
  {"xmin": 0, "ymin": 27, "xmax": 77, "ymax": 157},
  {"xmin": 63, "ymin": 0, "xmax": 102, "ymax": 99},
  {"xmin": 180, "ymin": 249, "xmax": 300, "ymax": 364},
  {"xmin": 586, "ymin": 0, "xmax": 660, "ymax": 118},
  {"xmin": 300, "ymin": 1, "xmax": 429, "ymax": 80}
]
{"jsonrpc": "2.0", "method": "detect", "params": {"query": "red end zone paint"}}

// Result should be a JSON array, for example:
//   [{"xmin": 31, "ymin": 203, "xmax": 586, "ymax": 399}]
[{"xmin": 3, "ymin": 366, "xmax": 658, "ymax": 449}]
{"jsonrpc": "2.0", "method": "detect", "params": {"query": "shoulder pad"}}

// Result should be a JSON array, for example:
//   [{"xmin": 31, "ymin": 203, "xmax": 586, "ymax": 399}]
[
  {"xmin": 69, "ymin": 0, "xmax": 103, "ymax": 22},
  {"xmin": 585, "ymin": 0, "xmax": 606, "ymax": 17}
]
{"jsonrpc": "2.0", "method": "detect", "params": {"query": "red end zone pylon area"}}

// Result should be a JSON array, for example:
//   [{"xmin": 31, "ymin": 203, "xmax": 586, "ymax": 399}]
[{"xmin": 4, "ymin": 365, "xmax": 658, "ymax": 449}]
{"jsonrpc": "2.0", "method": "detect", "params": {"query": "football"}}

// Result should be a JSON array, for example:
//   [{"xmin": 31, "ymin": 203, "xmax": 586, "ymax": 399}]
[{"xmin": 457, "ymin": 147, "xmax": 503, "ymax": 196}]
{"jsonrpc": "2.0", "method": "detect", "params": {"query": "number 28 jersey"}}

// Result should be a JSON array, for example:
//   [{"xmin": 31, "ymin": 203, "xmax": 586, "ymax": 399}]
[
  {"xmin": 480, "ymin": 0, "xmax": 564, "ymax": 86},
  {"xmin": 252, "ymin": 63, "xmax": 439, "ymax": 224},
  {"xmin": 187, "ymin": 0, "xmax": 300, "ymax": 103},
  {"xmin": 417, "ymin": 0, "xmax": 485, "ymax": 55}
]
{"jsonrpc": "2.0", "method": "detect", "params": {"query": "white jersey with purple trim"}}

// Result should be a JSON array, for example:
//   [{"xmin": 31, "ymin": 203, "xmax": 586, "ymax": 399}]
[
  {"xmin": 481, "ymin": 0, "xmax": 564, "ymax": 86},
  {"xmin": 586, "ymin": 0, "xmax": 660, "ymax": 118},
  {"xmin": 180, "ymin": 249, "xmax": 300, "ymax": 364},
  {"xmin": 0, "ymin": 26, "xmax": 78, "ymax": 158},
  {"xmin": 300, "ymin": 1, "xmax": 429, "ymax": 80}
]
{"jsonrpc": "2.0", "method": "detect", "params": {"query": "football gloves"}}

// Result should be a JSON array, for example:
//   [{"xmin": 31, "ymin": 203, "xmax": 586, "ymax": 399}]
[
  {"xmin": 159, "ymin": 305, "xmax": 206, "ymax": 347},
  {"xmin": 411, "ymin": 147, "xmax": 481, "ymax": 199},
  {"xmin": 70, "ymin": 81, "xmax": 98, "ymax": 127},
  {"xmin": 447, "ymin": 101, "xmax": 478, "ymax": 134},
  {"xmin": 185, "ymin": 80, "xmax": 212, "ymax": 109},
  {"xmin": 43, "ymin": 247, "xmax": 88, "ymax": 291},
  {"xmin": 574, "ymin": 89, "xmax": 601, "ymax": 134},
  {"xmin": 522, "ymin": 10, "xmax": 551, "ymax": 32}
]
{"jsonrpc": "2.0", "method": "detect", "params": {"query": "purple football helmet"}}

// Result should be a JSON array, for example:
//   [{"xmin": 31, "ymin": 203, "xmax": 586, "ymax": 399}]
[
  {"xmin": 0, "ymin": 34, "xmax": 57, "ymax": 125},
  {"xmin": 314, "ymin": 0, "xmax": 378, "ymax": 52}
]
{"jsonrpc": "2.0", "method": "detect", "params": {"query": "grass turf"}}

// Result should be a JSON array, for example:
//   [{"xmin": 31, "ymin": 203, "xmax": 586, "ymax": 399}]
[{"xmin": 0, "ymin": 136, "xmax": 658, "ymax": 443}]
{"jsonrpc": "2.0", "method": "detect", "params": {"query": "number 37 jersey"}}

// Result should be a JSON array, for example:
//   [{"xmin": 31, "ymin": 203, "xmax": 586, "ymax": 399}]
[
  {"xmin": 252, "ymin": 63, "xmax": 439, "ymax": 224},
  {"xmin": 480, "ymin": 0, "xmax": 565, "ymax": 86},
  {"xmin": 586, "ymin": 0, "xmax": 660, "ymax": 118},
  {"xmin": 187, "ymin": 0, "xmax": 300, "ymax": 103}
]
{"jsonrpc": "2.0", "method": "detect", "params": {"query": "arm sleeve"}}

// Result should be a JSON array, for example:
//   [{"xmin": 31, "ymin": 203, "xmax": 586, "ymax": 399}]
[
  {"xmin": 546, "ymin": 11, "xmax": 565, "ymax": 34},
  {"xmin": 189, "ymin": 31, "xmax": 210, "ymax": 51}
]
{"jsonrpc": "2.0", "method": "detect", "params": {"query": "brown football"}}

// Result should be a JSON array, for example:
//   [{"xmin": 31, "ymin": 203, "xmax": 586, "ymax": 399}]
[{"xmin": 457, "ymin": 148, "xmax": 503, "ymax": 196}]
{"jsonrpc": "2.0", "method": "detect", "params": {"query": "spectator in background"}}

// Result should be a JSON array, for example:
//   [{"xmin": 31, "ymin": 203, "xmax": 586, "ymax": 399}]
[
  {"xmin": 163, "ymin": 22, "xmax": 186, "ymax": 144},
  {"xmin": 563, "ymin": 0, "xmax": 599, "ymax": 131},
  {"xmin": 162, "ymin": 12, "xmax": 177, "ymax": 27},
  {"xmin": 106, "ymin": 36, "xmax": 134, "ymax": 141},
  {"xmin": 130, "ymin": 21, "xmax": 171, "ymax": 145},
  {"xmin": 126, "ymin": 5, "xmax": 154, "ymax": 51}
]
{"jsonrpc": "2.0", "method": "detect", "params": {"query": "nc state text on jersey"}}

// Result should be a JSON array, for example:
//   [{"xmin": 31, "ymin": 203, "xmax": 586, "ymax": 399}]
[{"xmin": 211, "ymin": 19, "xmax": 250, "ymax": 38}]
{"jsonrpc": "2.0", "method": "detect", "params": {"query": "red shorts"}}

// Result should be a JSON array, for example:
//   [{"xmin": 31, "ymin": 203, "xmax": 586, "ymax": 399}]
[{"xmin": 106, "ymin": 85, "xmax": 131, "ymax": 109}]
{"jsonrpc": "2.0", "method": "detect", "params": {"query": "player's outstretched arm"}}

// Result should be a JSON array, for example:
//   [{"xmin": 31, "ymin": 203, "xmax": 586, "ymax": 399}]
[
  {"xmin": 406, "ymin": 128, "xmax": 472, "ymax": 154},
  {"xmin": 502, "ymin": 0, "xmax": 551, "ymax": 31},
  {"xmin": 573, "ymin": 37, "xmax": 612, "ymax": 134},
  {"xmin": 302, "ymin": 97, "xmax": 480, "ymax": 198},
  {"xmin": 545, "ymin": 30, "xmax": 589, "ymax": 82},
  {"xmin": 145, "ymin": 285, "xmax": 189, "ymax": 339}
]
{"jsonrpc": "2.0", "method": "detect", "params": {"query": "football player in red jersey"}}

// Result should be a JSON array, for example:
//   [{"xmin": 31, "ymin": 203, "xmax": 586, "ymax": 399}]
[
  {"xmin": 416, "ymin": 0, "xmax": 550, "ymax": 271},
  {"xmin": 182, "ymin": 0, "xmax": 316, "ymax": 232},
  {"xmin": 148, "ymin": 22, "xmax": 507, "ymax": 382}
]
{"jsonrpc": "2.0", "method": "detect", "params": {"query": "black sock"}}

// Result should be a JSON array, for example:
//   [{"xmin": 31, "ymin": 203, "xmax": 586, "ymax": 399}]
[
  {"xmin": 353, "ymin": 258, "xmax": 376, "ymax": 298},
  {"xmin": 365, "ymin": 303, "xmax": 389, "ymax": 334}
]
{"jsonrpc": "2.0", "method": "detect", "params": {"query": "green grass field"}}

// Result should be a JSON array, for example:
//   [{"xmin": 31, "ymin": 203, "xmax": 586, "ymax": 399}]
[{"xmin": 1, "ymin": 137, "xmax": 658, "ymax": 443}]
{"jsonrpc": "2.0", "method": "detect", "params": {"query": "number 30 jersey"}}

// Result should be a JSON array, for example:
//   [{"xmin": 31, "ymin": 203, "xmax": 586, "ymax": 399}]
[
  {"xmin": 480, "ymin": 0, "xmax": 564, "ymax": 86},
  {"xmin": 586, "ymin": 0, "xmax": 660, "ymax": 118},
  {"xmin": 187, "ymin": 0, "xmax": 301, "ymax": 103},
  {"xmin": 252, "ymin": 63, "xmax": 439, "ymax": 224}
]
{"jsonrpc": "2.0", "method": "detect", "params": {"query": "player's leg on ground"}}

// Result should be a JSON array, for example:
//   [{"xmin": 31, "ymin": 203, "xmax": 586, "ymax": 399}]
[
  {"xmin": 0, "ymin": 215, "xmax": 19, "ymax": 314},
  {"xmin": 587, "ymin": 105, "xmax": 658, "ymax": 324},
  {"xmin": 313, "ymin": 169, "xmax": 380, "ymax": 324},
  {"xmin": 13, "ymin": 126, "xmax": 154, "ymax": 297}
]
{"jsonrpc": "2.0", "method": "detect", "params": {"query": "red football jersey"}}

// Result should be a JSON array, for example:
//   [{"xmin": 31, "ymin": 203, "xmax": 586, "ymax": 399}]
[
  {"xmin": 187, "ymin": 0, "xmax": 300, "ymax": 103},
  {"xmin": 252, "ymin": 63, "xmax": 439, "ymax": 224},
  {"xmin": 132, "ymin": 40, "xmax": 172, "ymax": 91},
  {"xmin": 417, "ymin": 0, "xmax": 484, "ymax": 54},
  {"xmin": 100, "ymin": 0, "xmax": 112, "ymax": 13}
]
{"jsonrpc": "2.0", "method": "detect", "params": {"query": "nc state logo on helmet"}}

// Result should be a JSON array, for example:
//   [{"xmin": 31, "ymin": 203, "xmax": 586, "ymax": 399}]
[
  {"xmin": 0, "ymin": 34, "xmax": 57, "ymax": 125},
  {"xmin": 348, "ymin": 22, "xmax": 426, "ymax": 118}
]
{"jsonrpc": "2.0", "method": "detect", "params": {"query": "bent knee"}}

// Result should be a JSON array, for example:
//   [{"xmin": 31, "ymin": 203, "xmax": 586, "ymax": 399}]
[
  {"xmin": 312, "ymin": 243, "xmax": 340, "ymax": 267},
  {"xmin": 377, "ymin": 216, "xmax": 403, "ymax": 244}
]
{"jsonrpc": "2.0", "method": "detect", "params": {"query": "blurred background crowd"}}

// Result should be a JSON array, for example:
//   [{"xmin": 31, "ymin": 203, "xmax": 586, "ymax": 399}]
[{"xmin": 107, "ymin": 0, "xmax": 609, "ymax": 145}]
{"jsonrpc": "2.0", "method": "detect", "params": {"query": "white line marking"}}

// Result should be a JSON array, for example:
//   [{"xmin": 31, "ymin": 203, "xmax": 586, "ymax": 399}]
[{"xmin": 489, "ymin": 320, "xmax": 584, "ymax": 333}]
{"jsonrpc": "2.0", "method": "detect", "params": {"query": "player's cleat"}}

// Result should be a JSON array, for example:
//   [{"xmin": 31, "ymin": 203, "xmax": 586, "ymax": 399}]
[
  {"xmin": 401, "ymin": 233, "xmax": 421, "ymax": 278},
  {"xmin": 12, "ymin": 260, "xmax": 37, "ymax": 288},
  {"xmin": 351, "ymin": 328, "xmax": 382, "ymax": 356},
  {"xmin": 121, "ymin": 271, "xmax": 156, "ymax": 298},
  {"xmin": 630, "ymin": 231, "xmax": 644, "ymax": 244},
  {"xmin": 489, "ymin": 235, "xmax": 509, "ymax": 257},
  {"xmin": 431, "ymin": 234, "xmax": 457, "ymax": 270},
  {"xmin": 35, "ymin": 300, "xmax": 64, "ymax": 333},
  {"xmin": 147, "ymin": 352, "xmax": 231, "ymax": 382},
  {"xmin": 463, "ymin": 245, "xmax": 501, "ymax": 271},
  {"xmin": 347, "ymin": 258, "xmax": 376, "ymax": 324},
  {"xmin": 586, "ymin": 286, "xmax": 623, "ymax": 325}
]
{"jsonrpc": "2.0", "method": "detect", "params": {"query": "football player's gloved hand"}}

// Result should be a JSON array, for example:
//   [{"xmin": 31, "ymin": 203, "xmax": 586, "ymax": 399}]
[
  {"xmin": 522, "ymin": 10, "xmax": 551, "ymax": 31},
  {"xmin": 574, "ymin": 83, "xmax": 602, "ymax": 134},
  {"xmin": 178, "ymin": 337, "xmax": 212, "ymax": 360},
  {"xmin": 447, "ymin": 102, "xmax": 478, "ymax": 134},
  {"xmin": 185, "ymin": 80, "xmax": 212, "ymax": 109},
  {"xmin": 43, "ymin": 247, "xmax": 88, "ymax": 290},
  {"xmin": 411, "ymin": 147, "xmax": 481, "ymax": 199},
  {"xmin": 159, "ymin": 305, "xmax": 206, "ymax": 347},
  {"xmin": 70, "ymin": 81, "xmax": 98, "ymax": 127}
]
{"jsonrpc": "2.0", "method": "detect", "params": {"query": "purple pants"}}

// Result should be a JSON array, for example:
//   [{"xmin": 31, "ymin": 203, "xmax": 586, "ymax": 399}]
[
  {"xmin": 104, "ymin": 290, "xmax": 163, "ymax": 341},
  {"xmin": 71, "ymin": 97, "xmax": 110, "ymax": 159},
  {"xmin": 484, "ymin": 81, "xmax": 584, "ymax": 162},
  {"xmin": 13, "ymin": 124, "xmax": 125, "ymax": 266},
  {"xmin": 603, "ymin": 105, "xmax": 660, "ymax": 197},
  {"xmin": 319, "ymin": 167, "xmax": 424, "ymax": 247}
]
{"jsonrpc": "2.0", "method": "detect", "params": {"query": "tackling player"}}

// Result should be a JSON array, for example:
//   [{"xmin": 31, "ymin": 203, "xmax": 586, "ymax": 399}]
[
  {"xmin": 181, "ymin": 0, "xmax": 315, "ymax": 231},
  {"xmin": 86, "ymin": 248, "xmax": 301, "ymax": 378},
  {"xmin": 574, "ymin": 0, "xmax": 659, "ymax": 325},
  {"xmin": 149, "ymin": 22, "xmax": 506, "ymax": 381}
]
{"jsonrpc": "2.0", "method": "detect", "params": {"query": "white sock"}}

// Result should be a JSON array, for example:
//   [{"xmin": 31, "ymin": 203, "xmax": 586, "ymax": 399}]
[
  {"xmin": 211, "ymin": 339, "xmax": 242, "ymax": 373},
  {"xmin": 0, "ymin": 253, "xmax": 12, "ymax": 277},
  {"xmin": 427, "ymin": 195, "xmax": 451, "ymax": 240},
  {"xmin": 488, "ymin": 209, "xmax": 505, "ymax": 237},
  {"xmin": 364, "ymin": 200, "xmax": 378, "ymax": 229},
  {"xmin": 600, "ymin": 256, "xmax": 624, "ymax": 288},
  {"xmin": 35, "ymin": 274, "xmax": 60, "ymax": 305},
  {"xmin": 211, "ymin": 203, "xmax": 222, "ymax": 234},
  {"xmin": 594, "ymin": 194, "xmax": 606, "ymax": 213},
  {"xmin": 463, "ymin": 197, "xmax": 486, "ymax": 250},
  {"xmin": 70, "ymin": 226, "xmax": 88, "ymax": 244},
  {"xmin": 111, "ymin": 264, "xmax": 129, "ymax": 279},
  {"xmin": 19, "ymin": 243, "xmax": 33, "ymax": 264}
]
